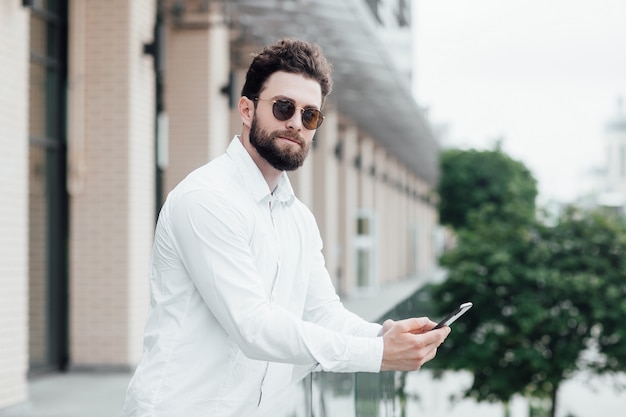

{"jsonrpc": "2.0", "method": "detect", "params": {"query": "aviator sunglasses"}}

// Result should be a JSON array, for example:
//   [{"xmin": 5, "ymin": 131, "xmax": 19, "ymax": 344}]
[{"xmin": 254, "ymin": 97, "xmax": 325, "ymax": 130}]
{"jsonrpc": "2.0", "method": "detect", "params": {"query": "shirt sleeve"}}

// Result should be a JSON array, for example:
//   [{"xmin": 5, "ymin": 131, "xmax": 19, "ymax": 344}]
[
  {"xmin": 169, "ymin": 189, "xmax": 383, "ymax": 373},
  {"xmin": 302, "ymin": 225, "xmax": 383, "ymax": 339}
]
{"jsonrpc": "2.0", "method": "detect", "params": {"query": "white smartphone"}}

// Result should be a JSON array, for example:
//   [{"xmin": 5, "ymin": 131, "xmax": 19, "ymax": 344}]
[{"xmin": 432, "ymin": 302, "xmax": 473, "ymax": 330}]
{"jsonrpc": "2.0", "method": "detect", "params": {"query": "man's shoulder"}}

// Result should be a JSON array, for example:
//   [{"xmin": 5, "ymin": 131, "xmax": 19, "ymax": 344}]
[
  {"xmin": 166, "ymin": 154, "xmax": 250, "ymax": 209},
  {"xmin": 288, "ymin": 197, "xmax": 318, "ymax": 227},
  {"xmin": 181, "ymin": 153, "xmax": 243, "ymax": 190}
]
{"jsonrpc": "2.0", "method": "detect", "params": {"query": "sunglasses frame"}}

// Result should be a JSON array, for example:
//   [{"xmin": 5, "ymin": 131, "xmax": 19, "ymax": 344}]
[{"xmin": 254, "ymin": 97, "xmax": 325, "ymax": 130}]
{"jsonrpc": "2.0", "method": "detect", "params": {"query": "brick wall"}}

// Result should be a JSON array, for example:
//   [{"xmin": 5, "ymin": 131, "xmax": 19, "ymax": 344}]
[
  {"xmin": 127, "ymin": 0, "xmax": 158, "ymax": 363},
  {"xmin": 69, "ymin": 0, "xmax": 154, "ymax": 367},
  {"xmin": 0, "ymin": 3, "xmax": 30, "ymax": 409},
  {"xmin": 163, "ymin": 8, "xmax": 231, "ymax": 194}
]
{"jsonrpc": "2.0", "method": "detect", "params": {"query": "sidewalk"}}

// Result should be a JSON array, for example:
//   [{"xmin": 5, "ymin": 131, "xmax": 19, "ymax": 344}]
[{"xmin": 0, "ymin": 372, "xmax": 132, "ymax": 417}]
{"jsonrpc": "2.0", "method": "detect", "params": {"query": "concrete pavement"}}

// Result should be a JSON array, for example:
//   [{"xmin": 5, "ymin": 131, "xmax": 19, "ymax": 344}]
[{"xmin": 0, "ymin": 372, "xmax": 132, "ymax": 417}]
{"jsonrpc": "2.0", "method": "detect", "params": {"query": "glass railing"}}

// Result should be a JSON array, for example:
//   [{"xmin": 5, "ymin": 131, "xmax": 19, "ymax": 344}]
[
  {"xmin": 259, "ymin": 285, "xmax": 434, "ymax": 417},
  {"xmin": 258, "ymin": 368, "xmax": 401, "ymax": 417}
]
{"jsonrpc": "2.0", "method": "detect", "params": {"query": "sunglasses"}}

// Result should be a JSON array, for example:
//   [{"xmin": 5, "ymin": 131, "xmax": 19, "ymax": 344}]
[{"xmin": 254, "ymin": 98, "xmax": 325, "ymax": 130}]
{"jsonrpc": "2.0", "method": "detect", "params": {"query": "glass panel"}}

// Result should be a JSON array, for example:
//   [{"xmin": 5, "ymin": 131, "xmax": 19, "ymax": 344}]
[
  {"xmin": 45, "ymin": 0, "xmax": 58, "ymax": 13},
  {"xmin": 31, "ymin": 0, "xmax": 50, "ymax": 12},
  {"xmin": 619, "ymin": 145, "xmax": 626, "ymax": 179},
  {"xmin": 46, "ymin": 20, "xmax": 61, "ymax": 62},
  {"xmin": 29, "ymin": 145, "xmax": 50, "ymax": 368},
  {"xmin": 357, "ymin": 248, "xmax": 371, "ymax": 287},
  {"xmin": 27, "ymin": 0, "xmax": 68, "ymax": 372},
  {"xmin": 313, "ymin": 373, "xmax": 357, "ymax": 416},
  {"xmin": 357, "ymin": 217, "xmax": 370, "ymax": 235},
  {"xmin": 355, "ymin": 210, "xmax": 376, "ymax": 289},
  {"xmin": 46, "ymin": 67, "xmax": 62, "ymax": 138},
  {"xmin": 29, "ymin": 63, "xmax": 47, "ymax": 139},
  {"xmin": 31, "ymin": 4, "xmax": 63, "ymax": 63},
  {"xmin": 30, "ymin": 15, "xmax": 47, "ymax": 58},
  {"xmin": 257, "ymin": 287, "xmax": 433, "ymax": 417}
]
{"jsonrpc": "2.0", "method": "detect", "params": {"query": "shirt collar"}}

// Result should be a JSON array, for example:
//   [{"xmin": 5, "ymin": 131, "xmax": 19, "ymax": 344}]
[{"xmin": 226, "ymin": 136, "xmax": 295, "ymax": 206}]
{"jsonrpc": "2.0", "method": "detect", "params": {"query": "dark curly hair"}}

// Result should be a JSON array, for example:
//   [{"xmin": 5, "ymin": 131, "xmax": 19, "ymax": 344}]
[{"xmin": 241, "ymin": 38, "xmax": 333, "ymax": 104}]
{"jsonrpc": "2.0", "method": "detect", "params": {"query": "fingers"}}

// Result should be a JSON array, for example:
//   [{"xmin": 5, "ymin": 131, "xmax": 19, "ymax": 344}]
[
  {"xmin": 394, "ymin": 317, "xmax": 438, "ymax": 334},
  {"xmin": 380, "ymin": 317, "xmax": 451, "ymax": 372},
  {"xmin": 382, "ymin": 319, "xmax": 395, "ymax": 329},
  {"xmin": 381, "ymin": 319, "xmax": 395, "ymax": 336}
]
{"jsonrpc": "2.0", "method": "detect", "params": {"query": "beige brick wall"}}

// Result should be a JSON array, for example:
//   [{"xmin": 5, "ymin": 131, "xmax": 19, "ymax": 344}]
[
  {"xmin": 28, "ymin": 13, "xmax": 49, "ymax": 368},
  {"xmin": 311, "ymin": 106, "xmax": 341, "ymax": 290},
  {"xmin": 28, "ymin": 146, "xmax": 48, "ymax": 367},
  {"xmin": 164, "ymin": 27, "xmax": 213, "ymax": 192},
  {"xmin": 0, "ymin": 3, "xmax": 30, "ymax": 409},
  {"xmin": 127, "ymin": 0, "xmax": 158, "ymax": 364},
  {"xmin": 164, "ymin": 9, "xmax": 231, "ymax": 194},
  {"xmin": 69, "ymin": 0, "xmax": 154, "ymax": 367},
  {"xmin": 338, "ymin": 124, "xmax": 359, "ymax": 295}
]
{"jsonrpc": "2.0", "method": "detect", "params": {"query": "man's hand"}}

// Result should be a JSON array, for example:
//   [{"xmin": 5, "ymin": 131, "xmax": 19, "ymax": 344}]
[{"xmin": 380, "ymin": 317, "xmax": 450, "ymax": 371}]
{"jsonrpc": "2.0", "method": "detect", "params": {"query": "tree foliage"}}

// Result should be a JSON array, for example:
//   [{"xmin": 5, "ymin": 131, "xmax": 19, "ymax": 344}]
[
  {"xmin": 429, "ymin": 205, "xmax": 626, "ymax": 416},
  {"xmin": 437, "ymin": 148, "xmax": 538, "ymax": 230},
  {"xmin": 430, "ymin": 147, "xmax": 626, "ymax": 417},
  {"xmin": 541, "ymin": 208, "xmax": 626, "ymax": 374}
]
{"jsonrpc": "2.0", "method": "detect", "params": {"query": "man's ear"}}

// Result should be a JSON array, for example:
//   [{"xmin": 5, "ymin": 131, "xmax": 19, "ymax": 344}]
[{"xmin": 239, "ymin": 96, "xmax": 254, "ymax": 128}]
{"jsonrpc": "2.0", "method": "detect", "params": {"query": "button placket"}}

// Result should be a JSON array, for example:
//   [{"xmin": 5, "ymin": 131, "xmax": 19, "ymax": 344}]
[{"xmin": 267, "ymin": 197, "xmax": 281, "ymax": 302}]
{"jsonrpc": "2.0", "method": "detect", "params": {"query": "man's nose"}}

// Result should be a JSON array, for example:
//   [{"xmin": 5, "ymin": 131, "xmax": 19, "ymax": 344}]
[{"xmin": 286, "ymin": 109, "xmax": 304, "ymax": 131}]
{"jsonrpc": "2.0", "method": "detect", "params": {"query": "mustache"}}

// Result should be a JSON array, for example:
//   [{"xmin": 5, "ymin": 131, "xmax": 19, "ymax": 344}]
[{"xmin": 273, "ymin": 130, "xmax": 305, "ymax": 145}]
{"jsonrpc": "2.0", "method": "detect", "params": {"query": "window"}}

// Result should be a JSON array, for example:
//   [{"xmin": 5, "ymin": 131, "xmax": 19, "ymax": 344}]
[
  {"xmin": 28, "ymin": 0, "xmax": 69, "ymax": 373},
  {"xmin": 354, "ymin": 209, "xmax": 377, "ymax": 292}
]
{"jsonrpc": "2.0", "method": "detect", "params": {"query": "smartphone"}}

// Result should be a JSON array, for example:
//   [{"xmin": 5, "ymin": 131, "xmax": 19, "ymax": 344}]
[{"xmin": 432, "ymin": 302, "xmax": 473, "ymax": 330}]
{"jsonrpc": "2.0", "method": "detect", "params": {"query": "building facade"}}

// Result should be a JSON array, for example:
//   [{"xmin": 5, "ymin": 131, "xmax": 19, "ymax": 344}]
[
  {"xmin": 596, "ymin": 99, "xmax": 626, "ymax": 210},
  {"xmin": 0, "ymin": 0, "xmax": 440, "ymax": 410}
]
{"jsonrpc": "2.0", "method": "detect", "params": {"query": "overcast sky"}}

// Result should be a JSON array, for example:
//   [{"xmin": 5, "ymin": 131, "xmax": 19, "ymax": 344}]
[{"xmin": 412, "ymin": 0, "xmax": 626, "ymax": 204}]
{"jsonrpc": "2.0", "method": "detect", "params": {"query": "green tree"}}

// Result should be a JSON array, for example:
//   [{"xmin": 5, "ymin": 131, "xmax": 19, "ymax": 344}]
[
  {"xmin": 437, "ymin": 147, "xmax": 538, "ymax": 230},
  {"xmin": 539, "ymin": 207, "xmax": 626, "ymax": 375},
  {"xmin": 428, "ymin": 204, "xmax": 626, "ymax": 417}
]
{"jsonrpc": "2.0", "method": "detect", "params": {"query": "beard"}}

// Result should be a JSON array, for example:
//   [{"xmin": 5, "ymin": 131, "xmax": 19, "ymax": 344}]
[{"xmin": 249, "ymin": 117, "xmax": 311, "ymax": 171}]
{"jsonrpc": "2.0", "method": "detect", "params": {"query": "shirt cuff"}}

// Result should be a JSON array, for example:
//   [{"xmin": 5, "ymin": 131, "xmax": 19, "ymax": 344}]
[{"xmin": 345, "ymin": 335, "xmax": 384, "ymax": 373}]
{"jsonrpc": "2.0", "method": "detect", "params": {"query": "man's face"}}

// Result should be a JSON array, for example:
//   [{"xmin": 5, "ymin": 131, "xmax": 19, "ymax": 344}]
[{"xmin": 249, "ymin": 71, "xmax": 322, "ymax": 171}]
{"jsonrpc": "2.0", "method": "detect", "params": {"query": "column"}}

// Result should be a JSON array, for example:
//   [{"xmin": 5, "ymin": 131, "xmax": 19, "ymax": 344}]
[
  {"xmin": 311, "ymin": 105, "xmax": 341, "ymax": 289},
  {"xmin": 164, "ymin": 3, "xmax": 231, "ymax": 193},
  {"xmin": 338, "ymin": 124, "xmax": 359, "ymax": 295},
  {"xmin": 0, "ymin": 3, "xmax": 29, "ymax": 408},
  {"xmin": 387, "ymin": 158, "xmax": 401, "ymax": 281},
  {"xmin": 373, "ymin": 147, "xmax": 388, "ymax": 285},
  {"xmin": 69, "ymin": 0, "xmax": 155, "ymax": 367}
]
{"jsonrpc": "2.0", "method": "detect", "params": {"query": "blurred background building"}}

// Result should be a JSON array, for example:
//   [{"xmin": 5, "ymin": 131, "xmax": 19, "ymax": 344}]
[
  {"xmin": 0, "ymin": 0, "xmax": 442, "ymax": 411},
  {"xmin": 575, "ymin": 98, "xmax": 626, "ymax": 213},
  {"xmin": 595, "ymin": 98, "xmax": 626, "ymax": 211}
]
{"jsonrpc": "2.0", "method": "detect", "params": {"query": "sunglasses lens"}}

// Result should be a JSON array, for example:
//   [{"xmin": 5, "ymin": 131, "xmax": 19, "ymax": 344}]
[
  {"xmin": 272, "ymin": 100, "xmax": 295, "ymax": 121},
  {"xmin": 302, "ymin": 109, "xmax": 323, "ymax": 130},
  {"xmin": 268, "ymin": 99, "xmax": 324, "ymax": 130}
]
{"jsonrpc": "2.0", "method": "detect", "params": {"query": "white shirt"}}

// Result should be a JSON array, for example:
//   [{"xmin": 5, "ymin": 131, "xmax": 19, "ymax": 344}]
[{"xmin": 123, "ymin": 137, "xmax": 383, "ymax": 417}]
